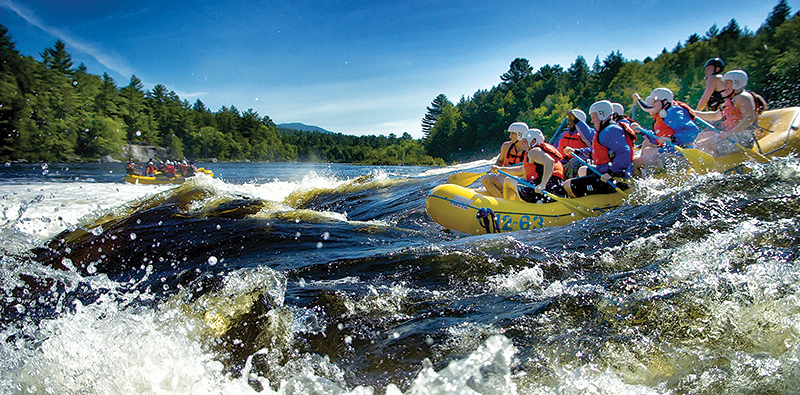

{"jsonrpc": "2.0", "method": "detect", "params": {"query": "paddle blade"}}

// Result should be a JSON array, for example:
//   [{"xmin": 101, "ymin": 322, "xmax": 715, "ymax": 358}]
[
  {"xmin": 447, "ymin": 171, "xmax": 487, "ymax": 186},
  {"xmin": 675, "ymin": 147, "xmax": 715, "ymax": 174},
  {"xmin": 737, "ymin": 143, "xmax": 770, "ymax": 163}
]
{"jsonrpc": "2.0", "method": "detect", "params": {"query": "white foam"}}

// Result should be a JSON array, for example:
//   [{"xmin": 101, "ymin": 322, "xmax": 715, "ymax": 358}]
[{"xmin": 0, "ymin": 182, "xmax": 172, "ymax": 242}]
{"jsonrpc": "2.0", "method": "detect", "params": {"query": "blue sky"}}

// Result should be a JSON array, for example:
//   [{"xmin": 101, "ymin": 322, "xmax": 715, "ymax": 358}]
[{"xmin": 1, "ymin": 0, "xmax": 795, "ymax": 138}]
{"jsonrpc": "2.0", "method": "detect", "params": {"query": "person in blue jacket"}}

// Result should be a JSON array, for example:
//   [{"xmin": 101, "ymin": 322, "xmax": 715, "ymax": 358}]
[
  {"xmin": 632, "ymin": 88, "xmax": 700, "ymax": 169},
  {"xmin": 563, "ymin": 100, "xmax": 635, "ymax": 198}
]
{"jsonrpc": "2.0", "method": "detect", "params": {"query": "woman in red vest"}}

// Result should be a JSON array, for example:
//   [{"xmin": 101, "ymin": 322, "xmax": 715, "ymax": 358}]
[{"xmin": 694, "ymin": 70, "xmax": 758, "ymax": 156}]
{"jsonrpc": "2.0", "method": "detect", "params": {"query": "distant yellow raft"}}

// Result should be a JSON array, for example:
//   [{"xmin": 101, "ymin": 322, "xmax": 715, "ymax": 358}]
[
  {"xmin": 125, "ymin": 168, "xmax": 214, "ymax": 185},
  {"xmin": 426, "ymin": 184, "xmax": 626, "ymax": 235}
]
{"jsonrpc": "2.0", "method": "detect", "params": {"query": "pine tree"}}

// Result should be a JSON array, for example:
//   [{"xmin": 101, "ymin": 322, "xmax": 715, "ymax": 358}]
[
  {"xmin": 421, "ymin": 94, "xmax": 451, "ymax": 136},
  {"xmin": 40, "ymin": 40, "xmax": 73, "ymax": 76},
  {"xmin": 762, "ymin": 0, "xmax": 792, "ymax": 34},
  {"xmin": 500, "ymin": 58, "xmax": 532, "ymax": 89}
]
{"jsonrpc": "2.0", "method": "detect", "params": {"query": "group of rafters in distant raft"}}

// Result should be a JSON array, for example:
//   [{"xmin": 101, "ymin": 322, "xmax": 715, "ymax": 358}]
[
  {"xmin": 125, "ymin": 158, "xmax": 213, "ymax": 185},
  {"xmin": 427, "ymin": 58, "xmax": 800, "ymax": 234}
]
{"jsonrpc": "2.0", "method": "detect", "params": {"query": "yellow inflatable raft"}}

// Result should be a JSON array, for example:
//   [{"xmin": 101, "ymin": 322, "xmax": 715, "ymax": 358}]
[
  {"xmin": 715, "ymin": 106, "xmax": 800, "ymax": 173},
  {"xmin": 125, "ymin": 168, "xmax": 214, "ymax": 185},
  {"xmin": 426, "ymin": 184, "xmax": 627, "ymax": 235}
]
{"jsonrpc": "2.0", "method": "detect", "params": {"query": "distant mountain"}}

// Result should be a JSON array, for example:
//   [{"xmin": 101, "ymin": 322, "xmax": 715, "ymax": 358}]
[{"xmin": 277, "ymin": 123, "xmax": 334, "ymax": 134}]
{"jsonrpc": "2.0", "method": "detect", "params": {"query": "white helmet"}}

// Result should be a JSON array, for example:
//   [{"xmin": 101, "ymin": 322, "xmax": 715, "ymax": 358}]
[
  {"xmin": 522, "ymin": 128, "xmax": 545, "ymax": 147},
  {"xmin": 589, "ymin": 100, "xmax": 614, "ymax": 121},
  {"xmin": 611, "ymin": 103, "xmax": 625, "ymax": 116},
  {"xmin": 507, "ymin": 122, "xmax": 529, "ymax": 138},
  {"xmin": 569, "ymin": 109, "xmax": 587, "ymax": 123},
  {"xmin": 646, "ymin": 88, "xmax": 674, "ymax": 104},
  {"xmin": 723, "ymin": 70, "xmax": 748, "ymax": 91}
]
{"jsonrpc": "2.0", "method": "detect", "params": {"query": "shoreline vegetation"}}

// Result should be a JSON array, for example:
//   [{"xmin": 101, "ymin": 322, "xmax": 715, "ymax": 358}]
[{"xmin": 1, "ymin": 1, "xmax": 798, "ymax": 166}]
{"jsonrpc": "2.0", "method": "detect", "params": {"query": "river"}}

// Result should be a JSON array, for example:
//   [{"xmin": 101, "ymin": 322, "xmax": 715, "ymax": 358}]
[{"xmin": 1, "ymin": 159, "xmax": 799, "ymax": 394}]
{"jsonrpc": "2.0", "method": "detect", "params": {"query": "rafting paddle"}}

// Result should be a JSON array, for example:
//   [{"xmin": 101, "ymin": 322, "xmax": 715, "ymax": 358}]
[
  {"xmin": 496, "ymin": 170, "xmax": 594, "ymax": 217},
  {"xmin": 569, "ymin": 155, "xmax": 630, "ymax": 198},
  {"xmin": 447, "ymin": 163, "xmax": 525, "ymax": 187},
  {"xmin": 694, "ymin": 117, "xmax": 769, "ymax": 163},
  {"xmin": 548, "ymin": 118, "xmax": 568, "ymax": 145},
  {"xmin": 447, "ymin": 171, "xmax": 488, "ymax": 186},
  {"xmin": 636, "ymin": 126, "xmax": 715, "ymax": 174}
]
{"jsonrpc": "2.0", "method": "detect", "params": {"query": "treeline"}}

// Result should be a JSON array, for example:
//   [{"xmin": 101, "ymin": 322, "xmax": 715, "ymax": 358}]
[
  {"xmin": 278, "ymin": 128, "xmax": 442, "ymax": 165},
  {"xmin": 422, "ymin": 1, "xmax": 800, "ymax": 163},
  {"xmin": 0, "ymin": 25, "xmax": 444, "ymax": 166}
]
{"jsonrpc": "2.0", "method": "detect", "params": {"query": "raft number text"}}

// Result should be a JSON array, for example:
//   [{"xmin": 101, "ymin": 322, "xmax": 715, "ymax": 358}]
[{"xmin": 499, "ymin": 214, "xmax": 544, "ymax": 231}]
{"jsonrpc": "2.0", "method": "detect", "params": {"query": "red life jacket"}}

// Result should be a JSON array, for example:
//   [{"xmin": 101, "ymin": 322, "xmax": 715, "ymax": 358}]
[
  {"xmin": 557, "ymin": 130, "xmax": 588, "ymax": 158},
  {"xmin": 654, "ymin": 100, "xmax": 695, "ymax": 138},
  {"xmin": 523, "ymin": 142, "xmax": 565, "ymax": 182},
  {"xmin": 591, "ymin": 122, "xmax": 636, "ymax": 165},
  {"xmin": 163, "ymin": 165, "xmax": 176, "ymax": 176},
  {"xmin": 721, "ymin": 95, "xmax": 745, "ymax": 131},
  {"xmin": 503, "ymin": 142, "xmax": 527, "ymax": 166}
]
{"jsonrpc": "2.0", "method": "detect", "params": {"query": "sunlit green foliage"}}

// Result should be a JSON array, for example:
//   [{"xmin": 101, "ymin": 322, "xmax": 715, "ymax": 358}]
[
  {"xmin": 0, "ymin": 24, "xmax": 441, "ymax": 166},
  {"xmin": 422, "ymin": 2, "xmax": 800, "ymax": 162}
]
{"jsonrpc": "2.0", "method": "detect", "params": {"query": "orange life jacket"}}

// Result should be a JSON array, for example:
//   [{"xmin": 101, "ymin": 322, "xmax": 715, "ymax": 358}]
[
  {"xmin": 503, "ymin": 142, "xmax": 527, "ymax": 166},
  {"xmin": 523, "ymin": 142, "xmax": 565, "ymax": 182}
]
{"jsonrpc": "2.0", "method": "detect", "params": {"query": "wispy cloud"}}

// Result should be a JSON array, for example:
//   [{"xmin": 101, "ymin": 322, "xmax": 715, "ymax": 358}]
[
  {"xmin": 174, "ymin": 91, "xmax": 207, "ymax": 100},
  {"xmin": 0, "ymin": 0, "xmax": 133, "ymax": 77}
]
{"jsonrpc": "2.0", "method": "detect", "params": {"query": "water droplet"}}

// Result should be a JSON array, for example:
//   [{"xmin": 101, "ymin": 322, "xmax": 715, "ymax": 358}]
[
  {"xmin": 316, "ymin": 242, "xmax": 323, "ymax": 249},
  {"xmin": 130, "ymin": 233, "xmax": 137, "ymax": 240},
  {"xmin": 322, "ymin": 232, "xmax": 330, "ymax": 240},
  {"xmin": 208, "ymin": 256, "xmax": 218, "ymax": 266},
  {"xmin": 61, "ymin": 257, "xmax": 74, "ymax": 270}
]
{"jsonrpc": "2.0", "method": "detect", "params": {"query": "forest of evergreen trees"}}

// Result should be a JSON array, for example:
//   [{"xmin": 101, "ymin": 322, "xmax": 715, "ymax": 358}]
[
  {"xmin": 1, "ymin": 1, "xmax": 798, "ymax": 167},
  {"xmin": 0, "ymin": 26, "xmax": 444, "ymax": 166},
  {"xmin": 422, "ymin": 0, "xmax": 800, "ymax": 163}
]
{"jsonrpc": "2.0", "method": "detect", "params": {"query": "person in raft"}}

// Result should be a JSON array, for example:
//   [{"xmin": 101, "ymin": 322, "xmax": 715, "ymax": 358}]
[
  {"xmin": 694, "ymin": 70, "xmax": 760, "ymax": 156},
  {"xmin": 697, "ymin": 57, "xmax": 726, "ymax": 112},
  {"xmin": 556, "ymin": 109, "xmax": 594, "ymax": 179},
  {"xmin": 481, "ymin": 121, "xmax": 529, "ymax": 197},
  {"xmin": 631, "ymin": 87, "xmax": 700, "ymax": 169},
  {"xmin": 563, "ymin": 100, "xmax": 635, "ymax": 198},
  {"xmin": 490, "ymin": 128, "xmax": 566, "ymax": 203},
  {"xmin": 125, "ymin": 159, "xmax": 142, "ymax": 175}
]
